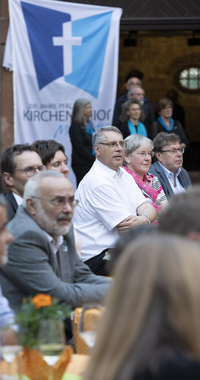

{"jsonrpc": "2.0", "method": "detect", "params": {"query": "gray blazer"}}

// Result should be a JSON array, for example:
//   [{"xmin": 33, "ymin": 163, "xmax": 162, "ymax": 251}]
[
  {"xmin": 149, "ymin": 161, "xmax": 192, "ymax": 199},
  {"xmin": 0, "ymin": 206, "xmax": 110, "ymax": 312}
]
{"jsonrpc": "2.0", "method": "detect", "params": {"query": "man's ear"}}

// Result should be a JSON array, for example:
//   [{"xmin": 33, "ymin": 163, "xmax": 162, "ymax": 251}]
[
  {"xmin": 94, "ymin": 144, "xmax": 100, "ymax": 156},
  {"xmin": 26, "ymin": 198, "xmax": 37, "ymax": 217},
  {"xmin": 3, "ymin": 172, "xmax": 14, "ymax": 187},
  {"xmin": 155, "ymin": 152, "xmax": 161, "ymax": 161}
]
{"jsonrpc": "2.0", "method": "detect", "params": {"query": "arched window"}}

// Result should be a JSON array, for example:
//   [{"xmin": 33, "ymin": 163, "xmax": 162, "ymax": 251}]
[{"xmin": 175, "ymin": 66, "xmax": 200, "ymax": 93}]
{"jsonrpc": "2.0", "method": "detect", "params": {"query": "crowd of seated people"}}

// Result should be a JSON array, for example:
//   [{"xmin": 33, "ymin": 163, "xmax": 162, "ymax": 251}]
[{"xmin": 0, "ymin": 74, "xmax": 198, "ymax": 380}]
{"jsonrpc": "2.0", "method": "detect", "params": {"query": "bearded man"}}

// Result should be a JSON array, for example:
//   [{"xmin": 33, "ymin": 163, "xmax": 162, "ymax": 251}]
[{"xmin": 0, "ymin": 171, "xmax": 110, "ymax": 314}]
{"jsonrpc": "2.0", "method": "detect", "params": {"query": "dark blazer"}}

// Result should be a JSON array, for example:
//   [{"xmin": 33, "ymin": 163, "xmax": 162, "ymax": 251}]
[
  {"xmin": 69, "ymin": 122, "xmax": 95, "ymax": 167},
  {"xmin": 149, "ymin": 161, "xmax": 192, "ymax": 199},
  {"xmin": 0, "ymin": 206, "xmax": 110, "ymax": 312},
  {"xmin": 3, "ymin": 191, "xmax": 18, "ymax": 221}
]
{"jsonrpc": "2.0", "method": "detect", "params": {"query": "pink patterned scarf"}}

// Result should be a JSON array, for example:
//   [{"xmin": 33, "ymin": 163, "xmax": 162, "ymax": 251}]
[{"xmin": 123, "ymin": 166, "xmax": 162, "ymax": 214}]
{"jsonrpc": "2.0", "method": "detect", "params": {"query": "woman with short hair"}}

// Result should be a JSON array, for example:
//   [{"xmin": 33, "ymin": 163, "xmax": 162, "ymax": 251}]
[
  {"xmin": 84, "ymin": 234, "xmax": 200, "ymax": 380},
  {"xmin": 124, "ymin": 134, "xmax": 167, "ymax": 217},
  {"xmin": 118, "ymin": 99, "xmax": 147, "ymax": 139},
  {"xmin": 69, "ymin": 99, "xmax": 95, "ymax": 185}
]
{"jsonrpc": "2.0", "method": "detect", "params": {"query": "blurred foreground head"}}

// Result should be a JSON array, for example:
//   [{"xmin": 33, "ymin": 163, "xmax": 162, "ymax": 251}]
[
  {"xmin": 85, "ymin": 233, "xmax": 200, "ymax": 380},
  {"xmin": 159, "ymin": 186, "xmax": 200, "ymax": 240}
]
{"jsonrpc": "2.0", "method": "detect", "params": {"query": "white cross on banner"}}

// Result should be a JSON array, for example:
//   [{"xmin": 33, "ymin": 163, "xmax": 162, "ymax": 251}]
[
  {"xmin": 5, "ymin": 0, "xmax": 122, "ymax": 187},
  {"xmin": 52, "ymin": 22, "xmax": 82, "ymax": 76}
]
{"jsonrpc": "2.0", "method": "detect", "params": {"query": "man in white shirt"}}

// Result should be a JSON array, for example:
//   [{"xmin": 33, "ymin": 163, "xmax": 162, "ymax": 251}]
[
  {"xmin": 73, "ymin": 126, "xmax": 157, "ymax": 275},
  {"xmin": 149, "ymin": 132, "xmax": 192, "ymax": 199},
  {"xmin": 1, "ymin": 144, "xmax": 45, "ymax": 220}
]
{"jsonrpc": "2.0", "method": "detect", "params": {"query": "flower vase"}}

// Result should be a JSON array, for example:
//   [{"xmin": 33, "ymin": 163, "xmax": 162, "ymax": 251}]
[{"xmin": 21, "ymin": 346, "xmax": 73, "ymax": 380}]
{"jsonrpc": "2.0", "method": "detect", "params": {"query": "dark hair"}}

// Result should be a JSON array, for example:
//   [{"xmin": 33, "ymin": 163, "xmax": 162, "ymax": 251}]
[
  {"xmin": 31, "ymin": 140, "xmax": 66, "ymax": 166},
  {"xmin": 166, "ymin": 89, "xmax": 179, "ymax": 103},
  {"xmin": 119, "ymin": 99, "xmax": 145, "ymax": 123},
  {"xmin": 159, "ymin": 186, "xmax": 200, "ymax": 237},
  {"xmin": 153, "ymin": 132, "xmax": 181, "ymax": 152},
  {"xmin": 1, "ymin": 144, "xmax": 33, "ymax": 174},
  {"xmin": 126, "ymin": 69, "xmax": 144, "ymax": 82},
  {"xmin": 156, "ymin": 98, "xmax": 173, "ymax": 114}
]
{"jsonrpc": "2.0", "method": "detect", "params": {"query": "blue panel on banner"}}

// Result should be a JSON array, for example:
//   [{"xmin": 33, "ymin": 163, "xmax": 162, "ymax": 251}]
[
  {"xmin": 64, "ymin": 12, "xmax": 112, "ymax": 98},
  {"xmin": 21, "ymin": 2, "xmax": 112, "ymax": 97},
  {"xmin": 21, "ymin": 2, "xmax": 71, "ymax": 89}
]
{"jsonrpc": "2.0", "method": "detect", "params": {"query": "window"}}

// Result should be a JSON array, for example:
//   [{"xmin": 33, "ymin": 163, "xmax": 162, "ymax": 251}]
[{"xmin": 175, "ymin": 66, "xmax": 200, "ymax": 93}]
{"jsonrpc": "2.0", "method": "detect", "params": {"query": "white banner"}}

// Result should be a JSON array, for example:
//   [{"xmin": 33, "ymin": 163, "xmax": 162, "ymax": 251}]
[{"xmin": 6, "ymin": 0, "xmax": 122, "ymax": 187}]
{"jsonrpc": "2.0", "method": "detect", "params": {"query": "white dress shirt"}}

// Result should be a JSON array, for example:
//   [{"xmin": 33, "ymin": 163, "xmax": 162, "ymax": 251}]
[
  {"xmin": 73, "ymin": 159, "xmax": 149, "ymax": 261},
  {"xmin": 158, "ymin": 162, "xmax": 185, "ymax": 195},
  {"xmin": 43, "ymin": 231, "xmax": 64, "ymax": 254},
  {"xmin": 12, "ymin": 192, "xmax": 23, "ymax": 206}
]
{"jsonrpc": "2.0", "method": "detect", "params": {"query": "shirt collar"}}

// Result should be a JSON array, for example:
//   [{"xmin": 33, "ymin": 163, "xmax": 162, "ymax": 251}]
[
  {"xmin": 43, "ymin": 231, "xmax": 64, "ymax": 254},
  {"xmin": 12, "ymin": 192, "xmax": 23, "ymax": 206},
  {"xmin": 95, "ymin": 159, "xmax": 123, "ymax": 178},
  {"xmin": 158, "ymin": 161, "xmax": 182, "ymax": 178}
]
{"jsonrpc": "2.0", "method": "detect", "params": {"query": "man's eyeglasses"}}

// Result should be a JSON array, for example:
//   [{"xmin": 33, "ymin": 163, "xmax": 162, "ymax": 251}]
[
  {"xmin": 31, "ymin": 196, "xmax": 79, "ymax": 208},
  {"xmin": 160, "ymin": 148, "xmax": 185, "ymax": 154},
  {"xmin": 99, "ymin": 141, "xmax": 125, "ymax": 149},
  {"xmin": 9, "ymin": 165, "xmax": 46, "ymax": 177}
]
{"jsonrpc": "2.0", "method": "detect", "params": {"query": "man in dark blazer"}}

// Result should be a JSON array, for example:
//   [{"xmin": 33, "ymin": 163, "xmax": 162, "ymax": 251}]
[
  {"xmin": 0, "ymin": 171, "xmax": 110, "ymax": 313},
  {"xmin": 149, "ymin": 132, "xmax": 192, "ymax": 199},
  {"xmin": 1, "ymin": 144, "xmax": 44, "ymax": 221}
]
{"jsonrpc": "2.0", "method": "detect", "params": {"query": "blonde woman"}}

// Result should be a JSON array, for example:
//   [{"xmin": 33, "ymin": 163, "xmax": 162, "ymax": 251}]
[{"xmin": 84, "ymin": 234, "xmax": 200, "ymax": 380}]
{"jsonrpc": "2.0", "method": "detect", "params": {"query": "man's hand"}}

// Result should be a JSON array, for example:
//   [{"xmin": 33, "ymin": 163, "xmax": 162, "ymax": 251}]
[{"xmin": 116, "ymin": 215, "xmax": 149, "ymax": 233}]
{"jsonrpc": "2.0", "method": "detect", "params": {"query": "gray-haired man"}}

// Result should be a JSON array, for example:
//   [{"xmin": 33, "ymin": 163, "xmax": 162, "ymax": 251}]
[
  {"xmin": 73, "ymin": 126, "xmax": 157, "ymax": 276},
  {"xmin": 0, "ymin": 171, "xmax": 110, "ymax": 316}
]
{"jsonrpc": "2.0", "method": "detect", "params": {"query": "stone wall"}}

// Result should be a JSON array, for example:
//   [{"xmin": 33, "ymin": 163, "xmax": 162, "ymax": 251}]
[{"xmin": 118, "ymin": 30, "xmax": 200, "ymax": 142}]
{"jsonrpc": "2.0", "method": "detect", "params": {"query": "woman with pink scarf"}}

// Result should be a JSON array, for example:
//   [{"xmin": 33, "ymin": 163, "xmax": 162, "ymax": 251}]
[{"xmin": 124, "ymin": 134, "xmax": 168, "ymax": 220}]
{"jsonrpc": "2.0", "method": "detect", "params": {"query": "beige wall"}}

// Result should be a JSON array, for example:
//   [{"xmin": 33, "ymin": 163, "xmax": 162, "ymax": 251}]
[{"xmin": 118, "ymin": 30, "xmax": 200, "ymax": 142}]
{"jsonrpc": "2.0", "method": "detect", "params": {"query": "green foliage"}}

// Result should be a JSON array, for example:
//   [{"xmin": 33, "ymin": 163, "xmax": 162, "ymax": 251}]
[{"xmin": 15, "ymin": 296, "xmax": 71, "ymax": 350}]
